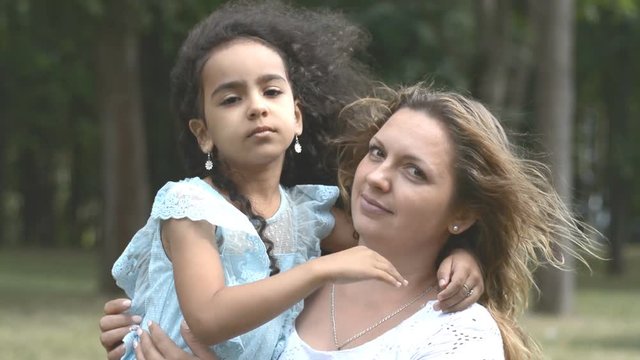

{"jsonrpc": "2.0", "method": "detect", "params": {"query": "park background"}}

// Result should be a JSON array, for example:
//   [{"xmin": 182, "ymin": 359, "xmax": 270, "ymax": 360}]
[{"xmin": 1, "ymin": 0, "xmax": 639, "ymax": 359}]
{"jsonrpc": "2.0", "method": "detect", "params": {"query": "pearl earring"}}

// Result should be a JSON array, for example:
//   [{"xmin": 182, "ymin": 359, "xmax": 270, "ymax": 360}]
[
  {"xmin": 452, "ymin": 225, "xmax": 459, "ymax": 233},
  {"xmin": 205, "ymin": 152, "xmax": 213, "ymax": 171},
  {"xmin": 294, "ymin": 135, "xmax": 302, "ymax": 154}
]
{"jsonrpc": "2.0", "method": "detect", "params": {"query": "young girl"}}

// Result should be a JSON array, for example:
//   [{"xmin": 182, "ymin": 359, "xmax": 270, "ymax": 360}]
[{"xmin": 110, "ymin": 2, "xmax": 484, "ymax": 360}]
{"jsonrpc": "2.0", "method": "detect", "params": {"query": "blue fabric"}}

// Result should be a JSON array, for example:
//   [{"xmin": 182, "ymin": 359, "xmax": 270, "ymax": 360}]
[{"xmin": 112, "ymin": 177, "xmax": 339, "ymax": 360}]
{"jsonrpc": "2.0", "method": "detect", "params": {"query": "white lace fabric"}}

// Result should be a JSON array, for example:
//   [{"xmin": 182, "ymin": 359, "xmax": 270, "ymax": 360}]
[{"xmin": 279, "ymin": 302, "xmax": 505, "ymax": 360}]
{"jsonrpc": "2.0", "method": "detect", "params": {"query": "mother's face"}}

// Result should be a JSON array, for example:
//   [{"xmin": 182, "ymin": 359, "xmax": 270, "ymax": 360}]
[{"xmin": 351, "ymin": 108, "xmax": 460, "ymax": 249}]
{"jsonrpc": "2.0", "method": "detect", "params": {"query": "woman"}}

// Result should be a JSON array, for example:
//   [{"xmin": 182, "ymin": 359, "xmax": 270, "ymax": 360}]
[{"xmin": 113, "ymin": 84, "xmax": 598, "ymax": 359}]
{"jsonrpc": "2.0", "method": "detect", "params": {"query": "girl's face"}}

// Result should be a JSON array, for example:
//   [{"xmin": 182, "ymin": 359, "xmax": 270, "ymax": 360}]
[
  {"xmin": 190, "ymin": 38, "xmax": 302, "ymax": 170},
  {"xmin": 351, "ymin": 108, "xmax": 464, "ymax": 252}
]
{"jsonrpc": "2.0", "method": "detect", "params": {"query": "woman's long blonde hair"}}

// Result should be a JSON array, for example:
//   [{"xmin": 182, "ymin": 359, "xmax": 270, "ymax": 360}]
[{"xmin": 334, "ymin": 84, "xmax": 601, "ymax": 360}]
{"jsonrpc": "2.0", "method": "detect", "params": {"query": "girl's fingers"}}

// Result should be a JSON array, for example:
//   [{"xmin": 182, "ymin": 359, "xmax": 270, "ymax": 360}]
[
  {"xmin": 378, "ymin": 270, "xmax": 401, "ymax": 287},
  {"xmin": 436, "ymin": 278, "xmax": 478, "ymax": 312},
  {"xmin": 375, "ymin": 258, "xmax": 406, "ymax": 286},
  {"xmin": 438, "ymin": 255, "xmax": 474, "ymax": 299}
]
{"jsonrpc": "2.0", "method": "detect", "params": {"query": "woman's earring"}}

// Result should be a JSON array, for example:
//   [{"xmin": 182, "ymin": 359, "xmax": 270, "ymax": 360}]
[
  {"xmin": 294, "ymin": 135, "xmax": 302, "ymax": 154},
  {"xmin": 205, "ymin": 152, "xmax": 214, "ymax": 171},
  {"xmin": 451, "ymin": 225, "xmax": 460, "ymax": 233}
]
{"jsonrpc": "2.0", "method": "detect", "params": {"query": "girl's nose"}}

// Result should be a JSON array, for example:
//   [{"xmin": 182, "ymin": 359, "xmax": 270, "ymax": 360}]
[{"xmin": 247, "ymin": 93, "xmax": 269, "ymax": 120}]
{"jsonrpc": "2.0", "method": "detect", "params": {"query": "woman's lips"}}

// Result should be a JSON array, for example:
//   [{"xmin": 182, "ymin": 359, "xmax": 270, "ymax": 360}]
[{"xmin": 360, "ymin": 193, "xmax": 393, "ymax": 214}]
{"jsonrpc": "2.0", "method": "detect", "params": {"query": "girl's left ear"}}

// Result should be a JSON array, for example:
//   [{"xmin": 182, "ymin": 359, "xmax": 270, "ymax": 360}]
[
  {"xmin": 294, "ymin": 100, "xmax": 303, "ymax": 136},
  {"xmin": 448, "ymin": 209, "xmax": 477, "ymax": 235}
]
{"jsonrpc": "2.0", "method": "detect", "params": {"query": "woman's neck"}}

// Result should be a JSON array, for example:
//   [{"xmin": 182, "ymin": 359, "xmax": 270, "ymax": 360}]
[{"xmin": 356, "ymin": 237, "xmax": 440, "ymax": 291}]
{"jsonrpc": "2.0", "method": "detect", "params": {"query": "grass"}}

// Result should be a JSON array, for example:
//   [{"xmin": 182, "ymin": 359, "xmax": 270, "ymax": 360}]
[
  {"xmin": 1, "ymin": 246, "xmax": 639, "ymax": 359},
  {"xmin": 522, "ymin": 244, "xmax": 640, "ymax": 359},
  {"xmin": 0, "ymin": 249, "xmax": 109, "ymax": 360}
]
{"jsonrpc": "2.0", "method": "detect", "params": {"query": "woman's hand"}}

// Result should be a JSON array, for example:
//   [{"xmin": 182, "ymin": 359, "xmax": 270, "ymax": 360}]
[
  {"xmin": 313, "ymin": 245, "xmax": 407, "ymax": 287},
  {"xmin": 134, "ymin": 321, "xmax": 218, "ymax": 360},
  {"xmin": 100, "ymin": 298, "xmax": 141, "ymax": 360},
  {"xmin": 434, "ymin": 248, "xmax": 484, "ymax": 312}
]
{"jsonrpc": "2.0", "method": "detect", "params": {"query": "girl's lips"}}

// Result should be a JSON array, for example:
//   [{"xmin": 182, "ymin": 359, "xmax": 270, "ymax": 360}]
[
  {"xmin": 248, "ymin": 126, "xmax": 275, "ymax": 137},
  {"xmin": 360, "ymin": 193, "xmax": 393, "ymax": 214}
]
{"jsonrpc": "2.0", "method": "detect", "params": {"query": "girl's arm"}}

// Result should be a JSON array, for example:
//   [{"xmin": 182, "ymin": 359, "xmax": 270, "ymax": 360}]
[
  {"xmin": 321, "ymin": 207, "xmax": 485, "ymax": 312},
  {"xmin": 164, "ymin": 218, "xmax": 406, "ymax": 346}
]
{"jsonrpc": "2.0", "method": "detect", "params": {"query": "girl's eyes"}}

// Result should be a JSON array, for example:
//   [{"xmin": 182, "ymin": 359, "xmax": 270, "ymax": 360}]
[
  {"xmin": 218, "ymin": 87, "xmax": 283, "ymax": 106},
  {"xmin": 220, "ymin": 96, "xmax": 240, "ymax": 106},
  {"xmin": 264, "ymin": 88, "xmax": 283, "ymax": 97}
]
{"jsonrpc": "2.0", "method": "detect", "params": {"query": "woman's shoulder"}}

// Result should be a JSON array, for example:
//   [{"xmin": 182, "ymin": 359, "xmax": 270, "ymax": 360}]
[
  {"xmin": 447, "ymin": 302, "xmax": 500, "ymax": 329},
  {"xmin": 411, "ymin": 302, "xmax": 504, "ymax": 358}
]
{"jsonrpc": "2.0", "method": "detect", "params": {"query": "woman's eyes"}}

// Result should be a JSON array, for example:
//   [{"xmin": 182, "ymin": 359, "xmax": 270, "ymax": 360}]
[
  {"xmin": 368, "ymin": 144, "xmax": 428, "ymax": 181},
  {"xmin": 407, "ymin": 166, "xmax": 427, "ymax": 180},
  {"xmin": 368, "ymin": 145, "xmax": 385, "ymax": 159}
]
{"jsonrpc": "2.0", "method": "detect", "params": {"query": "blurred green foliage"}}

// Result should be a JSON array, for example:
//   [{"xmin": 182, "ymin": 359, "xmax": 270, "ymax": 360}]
[{"xmin": 0, "ymin": 0, "xmax": 638, "ymax": 252}]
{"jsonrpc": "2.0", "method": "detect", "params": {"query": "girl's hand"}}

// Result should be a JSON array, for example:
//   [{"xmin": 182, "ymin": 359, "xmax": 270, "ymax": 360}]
[
  {"xmin": 99, "ymin": 298, "xmax": 141, "ymax": 360},
  {"xmin": 313, "ymin": 245, "xmax": 407, "ymax": 287},
  {"xmin": 434, "ymin": 248, "xmax": 484, "ymax": 312},
  {"xmin": 134, "ymin": 321, "xmax": 218, "ymax": 360}
]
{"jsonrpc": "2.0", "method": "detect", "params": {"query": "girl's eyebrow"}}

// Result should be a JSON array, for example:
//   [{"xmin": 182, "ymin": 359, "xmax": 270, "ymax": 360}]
[{"xmin": 210, "ymin": 74, "xmax": 287, "ymax": 99}]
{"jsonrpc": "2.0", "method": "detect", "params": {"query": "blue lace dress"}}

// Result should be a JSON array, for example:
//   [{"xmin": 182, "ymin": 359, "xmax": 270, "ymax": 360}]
[{"xmin": 112, "ymin": 177, "xmax": 339, "ymax": 360}]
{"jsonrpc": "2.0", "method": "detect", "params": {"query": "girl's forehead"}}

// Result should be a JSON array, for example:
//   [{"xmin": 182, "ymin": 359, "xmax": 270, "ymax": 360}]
[{"xmin": 202, "ymin": 39, "xmax": 289, "ymax": 84}]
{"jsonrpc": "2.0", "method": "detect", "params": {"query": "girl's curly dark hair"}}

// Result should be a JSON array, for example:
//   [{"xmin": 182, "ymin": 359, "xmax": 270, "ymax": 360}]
[{"xmin": 170, "ymin": 0, "xmax": 372, "ymax": 274}]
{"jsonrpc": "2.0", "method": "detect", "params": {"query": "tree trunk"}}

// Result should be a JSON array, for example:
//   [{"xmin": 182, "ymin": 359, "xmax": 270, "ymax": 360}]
[
  {"xmin": 18, "ymin": 147, "xmax": 56, "ymax": 247},
  {"xmin": 95, "ymin": 0, "xmax": 150, "ymax": 294},
  {"xmin": 532, "ymin": 0, "xmax": 576, "ymax": 315},
  {"xmin": 605, "ymin": 21, "xmax": 632, "ymax": 275},
  {"xmin": 475, "ymin": 0, "xmax": 512, "ymax": 111},
  {"xmin": 0, "ymin": 93, "xmax": 6, "ymax": 246}
]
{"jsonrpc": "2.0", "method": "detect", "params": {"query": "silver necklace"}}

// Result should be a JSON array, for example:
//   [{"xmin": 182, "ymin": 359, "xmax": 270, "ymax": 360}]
[{"xmin": 330, "ymin": 283, "xmax": 434, "ymax": 350}]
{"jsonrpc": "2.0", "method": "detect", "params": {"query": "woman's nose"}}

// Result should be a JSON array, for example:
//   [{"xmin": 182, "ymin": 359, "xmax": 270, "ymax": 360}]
[{"xmin": 365, "ymin": 164, "xmax": 391, "ymax": 192}]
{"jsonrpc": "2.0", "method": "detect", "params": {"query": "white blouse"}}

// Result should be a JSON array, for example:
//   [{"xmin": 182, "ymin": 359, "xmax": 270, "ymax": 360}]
[{"xmin": 278, "ymin": 302, "xmax": 504, "ymax": 360}]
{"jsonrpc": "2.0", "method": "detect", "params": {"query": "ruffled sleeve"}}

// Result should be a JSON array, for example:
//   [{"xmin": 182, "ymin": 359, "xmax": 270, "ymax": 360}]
[
  {"xmin": 151, "ymin": 179, "xmax": 256, "ymax": 234},
  {"xmin": 287, "ymin": 184, "xmax": 340, "ymax": 258},
  {"xmin": 112, "ymin": 179, "xmax": 257, "ymax": 300}
]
